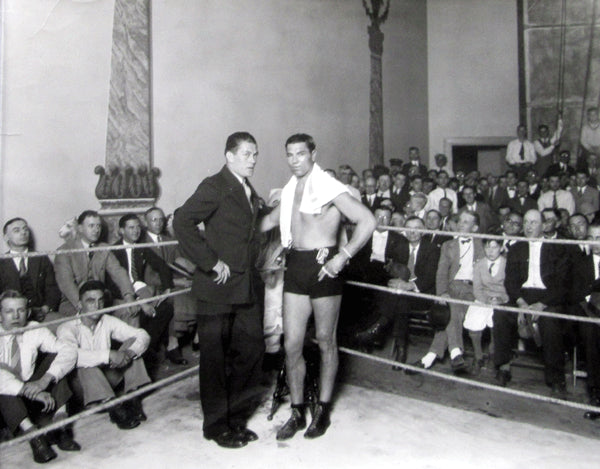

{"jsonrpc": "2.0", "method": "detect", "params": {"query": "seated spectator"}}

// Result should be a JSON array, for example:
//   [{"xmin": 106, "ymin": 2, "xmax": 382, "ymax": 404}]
[
  {"xmin": 507, "ymin": 180, "xmax": 537, "ymax": 215},
  {"xmin": 362, "ymin": 168, "xmax": 374, "ymax": 181},
  {"xmin": 427, "ymin": 171, "xmax": 458, "ymax": 215},
  {"xmin": 422, "ymin": 209, "xmax": 452, "ymax": 250},
  {"xmin": 538, "ymin": 174, "xmax": 575, "ymax": 215},
  {"xmin": 496, "ymin": 205, "xmax": 513, "ymax": 227},
  {"xmin": 106, "ymin": 214, "xmax": 176, "ymax": 375},
  {"xmin": 390, "ymin": 211, "xmax": 406, "ymax": 228},
  {"xmin": 401, "ymin": 147, "xmax": 428, "ymax": 177},
  {"xmin": 459, "ymin": 186, "xmax": 495, "ymax": 233},
  {"xmin": 409, "ymin": 192, "xmax": 428, "ymax": 220},
  {"xmin": 413, "ymin": 211, "xmax": 484, "ymax": 372},
  {"xmin": 438, "ymin": 197, "xmax": 453, "ymax": 230},
  {"xmin": 498, "ymin": 211, "xmax": 523, "ymax": 253},
  {"xmin": 390, "ymin": 171, "xmax": 410, "ymax": 212},
  {"xmin": 526, "ymin": 169, "xmax": 542, "ymax": 200},
  {"xmin": 422, "ymin": 178, "xmax": 435, "ymax": 195},
  {"xmin": 448, "ymin": 177, "xmax": 460, "ymax": 193},
  {"xmin": 476, "ymin": 177, "xmax": 491, "ymax": 205},
  {"xmin": 464, "ymin": 238, "xmax": 508, "ymax": 375},
  {"xmin": 0, "ymin": 218, "xmax": 60, "ymax": 322},
  {"xmin": 580, "ymin": 107, "xmax": 600, "ymax": 159},
  {"xmin": 57, "ymin": 281, "xmax": 151, "ymax": 430},
  {"xmin": 142, "ymin": 207, "xmax": 196, "ymax": 361},
  {"xmin": 572, "ymin": 169, "xmax": 599, "ymax": 214},
  {"xmin": 577, "ymin": 153, "xmax": 600, "ymax": 186},
  {"xmin": 541, "ymin": 208, "xmax": 567, "ymax": 239},
  {"xmin": 409, "ymin": 174, "xmax": 424, "ymax": 196},
  {"xmin": 54, "ymin": 210, "xmax": 138, "ymax": 321},
  {"xmin": 379, "ymin": 198, "xmax": 395, "ymax": 212},
  {"xmin": 579, "ymin": 201, "xmax": 597, "ymax": 224},
  {"xmin": 545, "ymin": 150, "xmax": 576, "ymax": 179},
  {"xmin": 361, "ymin": 176, "xmax": 382, "ymax": 212},
  {"xmin": 0, "ymin": 290, "xmax": 79, "ymax": 463},
  {"xmin": 388, "ymin": 158, "xmax": 403, "ymax": 174},
  {"xmin": 495, "ymin": 209, "xmax": 568, "ymax": 395},
  {"xmin": 350, "ymin": 174, "xmax": 361, "ymax": 192},
  {"xmin": 506, "ymin": 124, "xmax": 537, "ymax": 179},
  {"xmin": 377, "ymin": 173, "xmax": 392, "ymax": 199}
]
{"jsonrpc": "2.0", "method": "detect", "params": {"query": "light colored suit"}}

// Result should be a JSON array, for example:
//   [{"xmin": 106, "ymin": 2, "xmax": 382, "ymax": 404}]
[
  {"xmin": 571, "ymin": 185, "xmax": 599, "ymax": 213},
  {"xmin": 54, "ymin": 237, "xmax": 134, "ymax": 315}
]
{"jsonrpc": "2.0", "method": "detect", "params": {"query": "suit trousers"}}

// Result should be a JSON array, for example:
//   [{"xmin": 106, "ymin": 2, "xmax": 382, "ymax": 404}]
[
  {"xmin": 429, "ymin": 280, "xmax": 473, "ymax": 357},
  {"xmin": 70, "ymin": 359, "xmax": 151, "ymax": 406},
  {"xmin": 569, "ymin": 304, "xmax": 600, "ymax": 390},
  {"xmin": 196, "ymin": 302, "xmax": 264, "ymax": 438},
  {"xmin": 0, "ymin": 354, "xmax": 72, "ymax": 435}
]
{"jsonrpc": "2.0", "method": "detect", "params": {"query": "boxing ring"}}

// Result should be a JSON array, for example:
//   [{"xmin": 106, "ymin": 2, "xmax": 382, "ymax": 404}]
[{"xmin": 2, "ymin": 231, "xmax": 600, "ymax": 468}]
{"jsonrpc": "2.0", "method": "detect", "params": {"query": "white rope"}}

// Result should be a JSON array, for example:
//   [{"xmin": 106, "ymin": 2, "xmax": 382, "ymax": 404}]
[
  {"xmin": 346, "ymin": 280, "xmax": 600, "ymax": 325},
  {"xmin": 337, "ymin": 346, "xmax": 600, "ymax": 413},
  {"xmin": 0, "ymin": 365, "xmax": 198, "ymax": 449},
  {"xmin": 0, "ymin": 288, "xmax": 192, "ymax": 337}
]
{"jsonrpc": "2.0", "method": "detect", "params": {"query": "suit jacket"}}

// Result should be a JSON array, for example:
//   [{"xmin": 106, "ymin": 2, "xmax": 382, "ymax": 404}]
[
  {"xmin": 347, "ymin": 230, "xmax": 404, "ymax": 285},
  {"xmin": 388, "ymin": 237, "xmax": 440, "ymax": 294},
  {"xmin": 173, "ymin": 165, "xmax": 263, "ymax": 307},
  {"xmin": 436, "ymin": 237, "xmax": 485, "ymax": 296},
  {"xmin": 571, "ymin": 185, "xmax": 600, "ymax": 213},
  {"xmin": 489, "ymin": 186, "xmax": 511, "ymax": 211},
  {"xmin": 0, "ymin": 255, "xmax": 60, "ymax": 310},
  {"xmin": 422, "ymin": 232, "xmax": 453, "ymax": 252},
  {"xmin": 107, "ymin": 239, "xmax": 174, "ymax": 299},
  {"xmin": 504, "ymin": 241, "xmax": 568, "ymax": 306},
  {"xmin": 545, "ymin": 162, "xmax": 576, "ymax": 178},
  {"xmin": 458, "ymin": 202, "xmax": 496, "ymax": 234},
  {"xmin": 361, "ymin": 194, "xmax": 383, "ymax": 212},
  {"xmin": 566, "ymin": 246, "xmax": 600, "ymax": 305},
  {"xmin": 390, "ymin": 187, "xmax": 410, "ymax": 212},
  {"xmin": 54, "ymin": 237, "xmax": 135, "ymax": 314},
  {"xmin": 141, "ymin": 232, "xmax": 179, "ymax": 289},
  {"xmin": 401, "ymin": 162, "xmax": 428, "ymax": 177},
  {"xmin": 507, "ymin": 195, "xmax": 538, "ymax": 215}
]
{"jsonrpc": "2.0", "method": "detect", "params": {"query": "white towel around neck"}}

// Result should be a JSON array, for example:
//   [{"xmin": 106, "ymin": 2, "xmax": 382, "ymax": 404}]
[{"xmin": 279, "ymin": 163, "xmax": 349, "ymax": 248}]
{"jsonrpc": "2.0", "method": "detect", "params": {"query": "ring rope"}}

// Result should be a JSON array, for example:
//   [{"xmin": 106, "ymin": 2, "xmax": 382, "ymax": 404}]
[
  {"xmin": 0, "ymin": 288, "xmax": 192, "ymax": 338},
  {"xmin": 346, "ymin": 280, "xmax": 600, "ymax": 325},
  {"xmin": 0, "ymin": 365, "xmax": 199, "ymax": 449},
  {"xmin": 0, "ymin": 240, "xmax": 179, "ymax": 260},
  {"xmin": 337, "ymin": 345, "xmax": 600, "ymax": 414}
]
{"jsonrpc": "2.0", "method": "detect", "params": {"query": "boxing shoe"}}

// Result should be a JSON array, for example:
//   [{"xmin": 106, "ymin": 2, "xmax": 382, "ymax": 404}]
[
  {"xmin": 276, "ymin": 404, "xmax": 306, "ymax": 440},
  {"xmin": 304, "ymin": 402, "xmax": 331, "ymax": 439}
]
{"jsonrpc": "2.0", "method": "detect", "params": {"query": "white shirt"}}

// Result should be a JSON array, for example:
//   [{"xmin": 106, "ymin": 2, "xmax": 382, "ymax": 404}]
[
  {"xmin": 10, "ymin": 249, "xmax": 28, "ymax": 272},
  {"xmin": 122, "ymin": 240, "xmax": 148, "ymax": 292},
  {"xmin": 454, "ymin": 238, "xmax": 474, "ymax": 281},
  {"xmin": 537, "ymin": 189, "xmax": 576, "ymax": 214},
  {"xmin": 427, "ymin": 187, "xmax": 458, "ymax": 213},
  {"xmin": 522, "ymin": 241, "xmax": 546, "ymax": 289},
  {"xmin": 370, "ymin": 230, "xmax": 389, "ymax": 263},
  {"xmin": 377, "ymin": 189, "xmax": 391, "ymax": 199},
  {"xmin": 506, "ymin": 139, "xmax": 537, "ymax": 165},
  {"xmin": 57, "ymin": 315, "xmax": 150, "ymax": 369},
  {"xmin": 0, "ymin": 322, "xmax": 77, "ymax": 396}
]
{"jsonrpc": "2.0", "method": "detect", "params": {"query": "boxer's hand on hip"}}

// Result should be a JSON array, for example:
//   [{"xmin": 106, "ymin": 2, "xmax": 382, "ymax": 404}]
[{"xmin": 212, "ymin": 259, "xmax": 231, "ymax": 284}]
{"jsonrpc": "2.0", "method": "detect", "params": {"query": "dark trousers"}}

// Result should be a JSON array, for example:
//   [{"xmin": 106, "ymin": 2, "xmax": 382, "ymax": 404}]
[
  {"xmin": 140, "ymin": 301, "xmax": 174, "ymax": 352},
  {"xmin": 0, "ymin": 354, "xmax": 72, "ymax": 435},
  {"xmin": 569, "ymin": 304, "xmax": 600, "ymax": 390},
  {"xmin": 380, "ymin": 294, "xmax": 431, "ymax": 339},
  {"xmin": 494, "ymin": 288, "xmax": 565, "ymax": 385},
  {"xmin": 197, "ymin": 302, "xmax": 265, "ymax": 438}
]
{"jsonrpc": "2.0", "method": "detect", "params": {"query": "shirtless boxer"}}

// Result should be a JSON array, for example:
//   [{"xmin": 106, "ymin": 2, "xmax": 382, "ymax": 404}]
[{"xmin": 261, "ymin": 134, "xmax": 376, "ymax": 439}]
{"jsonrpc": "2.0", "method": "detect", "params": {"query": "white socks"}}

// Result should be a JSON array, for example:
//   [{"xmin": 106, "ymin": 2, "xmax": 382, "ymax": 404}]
[
  {"xmin": 421, "ymin": 352, "xmax": 437, "ymax": 368},
  {"xmin": 450, "ymin": 348, "xmax": 462, "ymax": 360}
]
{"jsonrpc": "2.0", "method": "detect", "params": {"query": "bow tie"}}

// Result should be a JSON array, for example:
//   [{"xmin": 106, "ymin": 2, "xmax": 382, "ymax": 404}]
[{"xmin": 459, "ymin": 238, "xmax": 471, "ymax": 244}]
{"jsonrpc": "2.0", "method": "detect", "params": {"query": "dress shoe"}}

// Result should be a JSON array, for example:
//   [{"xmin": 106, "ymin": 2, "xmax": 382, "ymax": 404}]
[
  {"xmin": 584, "ymin": 410, "xmax": 600, "ymax": 420},
  {"xmin": 471, "ymin": 358, "xmax": 485, "ymax": 376},
  {"xmin": 192, "ymin": 341, "xmax": 200, "ymax": 352},
  {"xmin": 405, "ymin": 359, "xmax": 427, "ymax": 376},
  {"xmin": 276, "ymin": 405, "xmax": 307, "ymax": 440},
  {"xmin": 450, "ymin": 354, "xmax": 467, "ymax": 373},
  {"xmin": 109, "ymin": 404, "xmax": 140, "ymax": 430},
  {"xmin": 49, "ymin": 428, "xmax": 81, "ymax": 451},
  {"xmin": 495, "ymin": 369, "xmax": 511, "ymax": 387},
  {"xmin": 29, "ymin": 435, "xmax": 57, "ymax": 464},
  {"xmin": 551, "ymin": 382, "xmax": 568, "ymax": 399},
  {"xmin": 304, "ymin": 402, "xmax": 331, "ymax": 439},
  {"xmin": 128, "ymin": 397, "xmax": 147, "ymax": 422},
  {"xmin": 207, "ymin": 430, "xmax": 247, "ymax": 448},
  {"xmin": 231, "ymin": 425, "xmax": 258, "ymax": 442},
  {"xmin": 353, "ymin": 319, "xmax": 390, "ymax": 347},
  {"xmin": 166, "ymin": 347, "xmax": 188, "ymax": 365}
]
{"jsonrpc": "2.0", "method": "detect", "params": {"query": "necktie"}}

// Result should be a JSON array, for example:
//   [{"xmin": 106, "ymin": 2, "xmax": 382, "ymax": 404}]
[
  {"xmin": 519, "ymin": 143, "xmax": 525, "ymax": 161},
  {"xmin": 552, "ymin": 191, "xmax": 558, "ymax": 209},
  {"xmin": 18, "ymin": 257, "xmax": 27, "ymax": 277},
  {"xmin": 157, "ymin": 235, "xmax": 168, "ymax": 261},
  {"xmin": 88, "ymin": 243, "xmax": 95, "ymax": 261},
  {"xmin": 443, "ymin": 189, "xmax": 447, "ymax": 199},
  {"xmin": 489, "ymin": 262, "xmax": 495, "ymax": 275},
  {"xmin": 242, "ymin": 179, "xmax": 253, "ymax": 210},
  {"xmin": 408, "ymin": 246, "xmax": 416, "ymax": 277},
  {"xmin": 579, "ymin": 187, "xmax": 584, "ymax": 197},
  {"xmin": 129, "ymin": 250, "xmax": 138, "ymax": 281},
  {"xmin": 10, "ymin": 338, "xmax": 21, "ymax": 377}
]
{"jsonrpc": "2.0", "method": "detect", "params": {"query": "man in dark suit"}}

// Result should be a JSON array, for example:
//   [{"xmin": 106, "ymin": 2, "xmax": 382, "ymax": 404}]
[
  {"xmin": 459, "ymin": 185, "xmax": 496, "ymax": 234},
  {"xmin": 495, "ymin": 209, "xmax": 569, "ymax": 395},
  {"xmin": 361, "ymin": 176, "xmax": 382, "ymax": 212},
  {"xmin": 173, "ymin": 132, "xmax": 265, "ymax": 448},
  {"xmin": 0, "ymin": 218, "xmax": 60, "ymax": 321},
  {"xmin": 54, "ymin": 210, "xmax": 138, "ymax": 320},
  {"xmin": 390, "ymin": 171, "xmax": 410, "ymax": 212},
  {"xmin": 107, "ymin": 214, "xmax": 177, "ymax": 372},
  {"xmin": 571, "ymin": 169, "xmax": 600, "ymax": 214},
  {"xmin": 422, "ymin": 209, "xmax": 453, "ymax": 250},
  {"xmin": 401, "ymin": 147, "xmax": 428, "ymax": 177},
  {"xmin": 545, "ymin": 150, "xmax": 576, "ymax": 179},
  {"xmin": 507, "ymin": 180, "xmax": 538, "ymax": 215}
]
